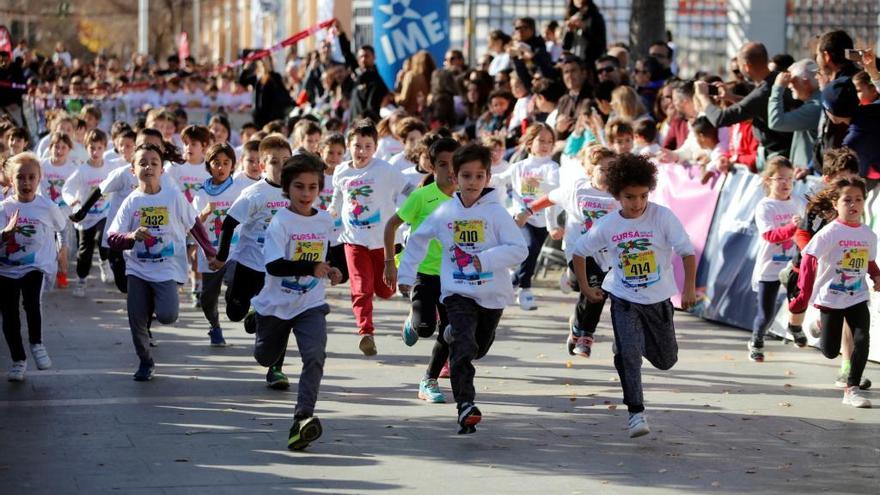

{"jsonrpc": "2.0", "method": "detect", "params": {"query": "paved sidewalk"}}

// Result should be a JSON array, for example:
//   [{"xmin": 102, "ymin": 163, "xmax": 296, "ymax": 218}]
[{"xmin": 1, "ymin": 276, "xmax": 878, "ymax": 494}]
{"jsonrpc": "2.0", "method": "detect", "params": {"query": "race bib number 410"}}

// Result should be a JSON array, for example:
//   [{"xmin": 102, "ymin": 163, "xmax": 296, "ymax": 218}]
[{"xmin": 454, "ymin": 220, "xmax": 485, "ymax": 245}]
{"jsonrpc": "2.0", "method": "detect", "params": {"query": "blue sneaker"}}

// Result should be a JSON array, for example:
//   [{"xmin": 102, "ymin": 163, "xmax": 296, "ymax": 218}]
[
  {"xmin": 133, "ymin": 361, "xmax": 155, "ymax": 381},
  {"xmin": 402, "ymin": 317, "xmax": 418, "ymax": 346},
  {"xmin": 418, "ymin": 378, "xmax": 446, "ymax": 403},
  {"xmin": 208, "ymin": 327, "xmax": 227, "ymax": 347}
]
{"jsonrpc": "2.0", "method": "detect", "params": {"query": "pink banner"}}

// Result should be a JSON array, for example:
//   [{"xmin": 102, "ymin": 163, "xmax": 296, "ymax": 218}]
[{"xmin": 651, "ymin": 164, "xmax": 723, "ymax": 307}]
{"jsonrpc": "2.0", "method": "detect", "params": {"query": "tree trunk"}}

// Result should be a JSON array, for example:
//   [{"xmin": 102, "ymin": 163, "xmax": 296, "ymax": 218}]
[{"xmin": 629, "ymin": 0, "xmax": 666, "ymax": 58}]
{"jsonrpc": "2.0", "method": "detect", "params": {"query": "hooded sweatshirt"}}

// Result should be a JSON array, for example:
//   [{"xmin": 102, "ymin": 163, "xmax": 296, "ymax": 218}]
[{"xmin": 398, "ymin": 188, "xmax": 528, "ymax": 309}]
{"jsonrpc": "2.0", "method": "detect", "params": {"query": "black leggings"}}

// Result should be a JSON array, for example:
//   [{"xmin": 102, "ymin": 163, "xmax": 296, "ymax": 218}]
[
  {"xmin": 108, "ymin": 249, "xmax": 127, "ymax": 293},
  {"xmin": 512, "ymin": 223, "xmax": 548, "ymax": 290},
  {"xmin": 820, "ymin": 302, "xmax": 870, "ymax": 388},
  {"xmin": 225, "ymin": 262, "xmax": 266, "ymax": 322},
  {"xmin": 569, "ymin": 258, "xmax": 607, "ymax": 335},
  {"xmin": 0, "ymin": 271, "xmax": 44, "ymax": 362},
  {"xmin": 75, "ymin": 219, "xmax": 109, "ymax": 280},
  {"xmin": 411, "ymin": 273, "xmax": 450, "ymax": 380}
]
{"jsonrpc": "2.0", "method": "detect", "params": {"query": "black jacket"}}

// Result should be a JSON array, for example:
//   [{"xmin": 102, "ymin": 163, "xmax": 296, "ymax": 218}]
[
  {"xmin": 562, "ymin": 4, "xmax": 607, "ymax": 68},
  {"xmin": 349, "ymin": 67, "xmax": 389, "ymax": 123},
  {"xmin": 239, "ymin": 68, "xmax": 293, "ymax": 128}
]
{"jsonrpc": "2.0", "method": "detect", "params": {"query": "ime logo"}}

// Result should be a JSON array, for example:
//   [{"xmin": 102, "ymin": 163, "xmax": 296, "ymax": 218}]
[{"xmin": 375, "ymin": 0, "xmax": 448, "ymax": 66}]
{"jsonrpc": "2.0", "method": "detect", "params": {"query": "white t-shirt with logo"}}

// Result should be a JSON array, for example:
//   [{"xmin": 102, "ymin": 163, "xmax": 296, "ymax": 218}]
[
  {"xmin": 108, "ymin": 186, "xmax": 196, "ymax": 284},
  {"xmin": 39, "ymin": 159, "xmax": 78, "ymax": 213},
  {"xmin": 331, "ymin": 158, "xmax": 407, "ymax": 249},
  {"xmin": 192, "ymin": 179, "xmax": 249, "ymax": 273},
  {"xmin": 574, "ymin": 203, "xmax": 694, "ymax": 305},
  {"xmin": 752, "ymin": 197, "xmax": 801, "ymax": 289},
  {"xmin": 0, "ymin": 195, "xmax": 67, "ymax": 278},
  {"xmin": 225, "ymin": 179, "xmax": 288, "ymax": 271},
  {"xmin": 251, "ymin": 208, "xmax": 334, "ymax": 320},
  {"xmin": 166, "ymin": 162, "xmax": 212, "ymax": 203},
  {"xmin": 495, "ymin": 155, "xmax": 560, "ymax": 228},
  {"xmin": 548, "ymin": 178, "xmax": 619, "ymax": 264},
  {"xmin": 803, "ymin": 220, "xmax": 877, "ymax": 309},
  {"xmin": 315, "ymin": 173, "xmax": 342, "ymax": 245},
  {"xmin": 62, "ymin": 163, "xmax": 112, "ymax": 230},
  {"xmin": 99, "ymin": 168, "xmax": 176, "ymax": 248}
]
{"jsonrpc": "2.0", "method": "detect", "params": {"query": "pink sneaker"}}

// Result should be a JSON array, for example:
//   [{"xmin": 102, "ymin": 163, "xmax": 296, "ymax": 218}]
[{"xmin": 439, "ymin": 360, "xmax": 450, "ymax": 378}]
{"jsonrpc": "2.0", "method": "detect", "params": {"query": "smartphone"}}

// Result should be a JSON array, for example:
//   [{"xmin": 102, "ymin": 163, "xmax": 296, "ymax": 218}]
[
  {"xmin": 845, "ymin": 49, "xmax": 865, "ymax": 61},
  {"xmin": 707, "ymin": 85, "xmax": 719, "ymax": 96}
]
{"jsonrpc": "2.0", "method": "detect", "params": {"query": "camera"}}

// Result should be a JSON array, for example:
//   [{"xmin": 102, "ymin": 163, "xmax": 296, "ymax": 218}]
[{"xmin": 845, "ymin": 49, "xmax": 865, "ymax": 61}]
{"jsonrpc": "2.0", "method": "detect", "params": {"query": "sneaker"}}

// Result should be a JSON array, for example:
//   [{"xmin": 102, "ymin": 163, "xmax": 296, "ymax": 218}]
[
  {"xmin": 266, "ymin": 366, "xmax": 290, "ymax": 390},
  {"xmin": 807, "ymin": 320, "xmax": 822, "ymax": 339},
  {"xmin": 288, "ymin": 416, "xmax": 322, "ymax": 451},
  {"xmin": 573, "ymin": 334, "xmax": 594, "ymax": 358},
  {"xmin": 29, "ymin": 343, "xmax": 52, "ymax": 370},
  {"xmin": 418, "ymin": 378, "xmax": 446, "ymax": 403},
  {"xmin": 789, "ymin": 327, "xmax": 807, "ymax": 348},
  {"xmin": 558, "ymin": 270, "xmax": 572, "ymax": 294},
  {"xmin": 7, "ymin": 361, "xmax": 26, "ymax": 382},
  {"xmin": 457, "ymin": 402, "xmax": 482, "ymax": 434},
  {"xmin": 438, "ymin": 360, "xmax": 451, "ymax": 379},
  {"xmin": 133, "ymin": 361, "xmax": 155, "ymax": 381},
  {"xmin": 56, "ymin": 272, "xmax": 69, "ymax": 289},
  {"xmin": 747, "ymin": 341, "xmax": 764, "ymax": 362},
  {"xmin": 148, "ymin": 328, "xmax": 157, "ymax": 347},
  {"xmin": 358, "ymin": 335, "xmax": 377, "ymax": 356},
  {"xmin": 517, "ymin": 288, "xmax": 537, "ymax": 311},
  {"xmin": 628, "ymin": 412, "xmax": 651, "ymax": 438},
  {"xmin": 442, "ymin": 324, "xmax": 454, "ymax": 344},
  {"xmin": 73, "ymin": 278, "xmax": 86, "ymax": 297},
  {"xmin": 834, "ymin": 371, "xmax": 873, "ymax": 390},
  {"xmin": 208, "ymin": 327, "xmax": 227, "ymax": 347},
  {"xmin": 566, "ymin": 332, "xmax": 576, "ymax": 356},
  {"xmin": 99, "ymin": 260, "xmax": 114, "ymax": 285},
  {"xmin": 243, "ymin": 309, "xmax": 257, "ymax": 334},
  {"xmin": 842, "ymin": 387, "xmax": 872, "ymax": 408},
  {"xmin": 401, "ymin": 317, "xmax": 418, "ymax": 347},
  {"xmin": 190, "ymin": 290, "xmax": 201, "ymax": 309}
]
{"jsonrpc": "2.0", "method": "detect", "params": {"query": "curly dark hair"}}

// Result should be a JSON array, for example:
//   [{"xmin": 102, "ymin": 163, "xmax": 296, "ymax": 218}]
[{"xmin": 604, "ymin": 153, "xmax": 658, "ymax": 197}]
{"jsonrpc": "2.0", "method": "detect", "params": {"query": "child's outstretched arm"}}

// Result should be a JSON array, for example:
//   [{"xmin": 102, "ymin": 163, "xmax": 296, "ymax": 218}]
[
  {"xmin": 789, "ymin": 254, "xmax": 817, "ymax": 314},
  {"xmin": 69, "ymin": 185, "xmax": 103, "ymax": 223},
  {"xmin": 397, "ymin": 216, "xmax": 437, "ymax": 296},
  {"xmin": 477, "ymin": 214, "xmax": 528, "ymax": 272},
  {"xmin": 215, "ymin": 215, "xmax": 240, "ymax": 262},
  {"xmin": 680, "ymin": 254, "xmax": 697, "ymax": 309},
  {"xmin": 190, "ymin": 218, "xmax": 217, "ymax": 260},
  {"xmin": 382, "ymin": 213, "xmax": 405, "ymax": 289}
]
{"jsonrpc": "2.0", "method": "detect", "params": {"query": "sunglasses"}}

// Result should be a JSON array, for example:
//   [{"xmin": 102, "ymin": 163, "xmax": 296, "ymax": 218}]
[
  {"xmin": 597, "ymin": 66, "xmax": 616, "ymax": 74},
  {"xmin": 514, "ymin": 25, "xmax": 528, "ymax": 31}
]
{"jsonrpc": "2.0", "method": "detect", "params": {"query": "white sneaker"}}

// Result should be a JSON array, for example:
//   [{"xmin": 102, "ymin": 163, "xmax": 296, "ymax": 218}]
[
  {"xmin": 517, "ymin": 288, "xmax": 537, "ymax": 311},
  {"xmin": 558, "ymin": 270, "xmax": 572, "ymax": 294},
  {"xmin": 628, "ymin": 412, "xmax": 651, "ymax": 438},
  {"xmin": 99, "ymin": 260, "xmax": 114, "ymax": 284},
  {"xmin": 72, "ymin": 279, "xmax": 86, "ymax": 297},
  {"xmin": 30, "ymin": 343, "xmax": 52, "ymax": 370},
  {"xmin": 7, "ymin": 361, "xmax": 26, "ymax": 382},
  {"xmin": 808, "ymin": 320, "xmax": 821, "ymax": 339},
  {"xmin": 842, "ymin": 386, "xmax": 872, "ymax": 408}
]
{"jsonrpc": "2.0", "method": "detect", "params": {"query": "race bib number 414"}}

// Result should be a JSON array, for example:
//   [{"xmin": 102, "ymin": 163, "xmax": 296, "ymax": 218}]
[{"xmin": 622, "ymin": 250, "xmax": 659, "ymax": 285}]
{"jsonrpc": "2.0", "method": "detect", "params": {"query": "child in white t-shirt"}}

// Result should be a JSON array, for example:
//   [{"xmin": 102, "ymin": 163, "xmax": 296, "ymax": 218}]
[
  {"xmin": 233, "ymin": 140, "xmax": 264, "ymax": 186},
  {"xmin": 517, "ymin": 146, "xmax": 619, "ymax": 358},
  {"xmin": 573, "ymin": 153, "xmax": 695, "ymax": 439},
  {"xmin": 192, "ymin": 143, "xmax": 248, "ymax": 347},
  {"xmin": 0, "ymin": 153, "xmax": 68, "ymax": 382},
  {"xmin": 790, "ymin": 178, "xmax": 879, "ymax": 408},
  {"xmin": 106, "ymin": 143, "xmax": 218, "ymax": 382},
  {"xmin": 251, "ymin": 153, "xmax": 342, "ymax": 450},
  {"xmin": 39, "ymin": 132, "xmax": 78, "ymax": 289},
  {"xmin": 749, "ymin": 157, "xmax": 806, "ymax": 362},
  {"xmin": 317, "ymin": 132, "xmax": 348, "ymax": 283},
  {"xmin": 330, "ymin": 120, "xmax": 407, "ymax": 356}
]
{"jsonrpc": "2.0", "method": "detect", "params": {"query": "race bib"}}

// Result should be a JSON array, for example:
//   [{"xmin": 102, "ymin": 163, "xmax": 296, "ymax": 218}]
[
  {"xmin": 454, "ymin": 220, "xmax": 485, "ymax": 245},
  {"xmin": 293, "ymin": 241, "xmax": 324, "ymax": 262},
  {"xmin": 139, "ymin": 206, "xmax": 168, "ymax": 228},
  {"xmin": 842, "ymin": 248, "xmax": 869, "ymax": 271},
  {"xmin": 622, "ymin": 250, "xmax": 658, "ymax": 285},
  {"xmin": 520, "ymin": 180, "xmax": 539, "ymax": 198}
]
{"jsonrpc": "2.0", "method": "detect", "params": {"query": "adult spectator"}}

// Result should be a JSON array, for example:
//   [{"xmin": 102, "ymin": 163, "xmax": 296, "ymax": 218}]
[
  {"xmin": 608, "ymin": 43, "xmax": 630, "ymax": 71},
  {"xmin": 548, "ymin": 54, "xmax": 592, "ymax": 140},
  {"xmin": 52, "ymin": 42, "xmax": 72, "ymax": 67},
  {"xmin": 696, "ymin": 42, "xmax": 793, "ymax": 167},
  {"xmin": 633, "ymin": 56, "xmax": 666, "ymax": 115},
  {"xmin": 395, "ymin": 50, "xmax": 435, "ymax": 116},
  {"xmin": 544, "ymin": 21, "xmax": 563, "ymax": 63},
  {"xmin": 487, "ymin": 30, "xmax": 513, "ymax": 76},
  {"xmin": 239, "ymin": 57, "xmax": 294, "ymax": 129},
  {"xmin": 812, "ymin": 30, "xmax": 860, "ymax": 171},
  {"xmin": 649, "ymin": 41, "xmax": 674, "ymax": 79},
  {"xmin": 595, "ymin": 55, "xmax": 622, "ymax": 85},
  {"xmin": 349, "ymin": 45, "xmax": 390, "ymax": 122},
  {"xmin": 611, "ymin": 86, "xmax": 650, "ymax": 122},
  {"xmin": 562, "ymin": 0, "xmax": 607, "ymax": 69},
  {"xmin": 770, "ymin": 53, "xmax": 795, "ymax": 72},
  {"xmin": 768, "ymin": 59, "xmax": 821, "ymax": 174},
  {"xmin": 662, "ymin": 80, "xmax": 696, "ymax": 152},
  {"xmin": 0, "ymin": 50, "xmax": 26, "ymax": 125},
  {"xmin": 510, "ymin": 17, "xmax": 555, "ymax": 81},
  {"xmin": 822, "ymin": 77, "xmax": 880, "ymax": 184},
  {"xmin": 443, "ymin": 49, "xmax": 467, "ymax": 75}
]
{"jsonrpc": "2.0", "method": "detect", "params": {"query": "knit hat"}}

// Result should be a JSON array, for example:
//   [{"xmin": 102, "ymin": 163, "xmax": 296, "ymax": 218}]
[{"xmin": 821, "ymin": 77, "xmax": 858, "ymax": 118}]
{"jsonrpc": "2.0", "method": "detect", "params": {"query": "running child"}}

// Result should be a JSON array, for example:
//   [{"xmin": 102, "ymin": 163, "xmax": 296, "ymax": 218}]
[
  {"xmin": 750, "ymin": 156, "xmax": 806, "ymax": 362},
  {"xmin": 384, "ymin": 137, "xmax": 460, "ymax": 403},
  {"xmin": 572, "ymin": 153, "xmax": 696, "ymax": 438},
  {"xmin": 290, "ymin": 119, "xmax": 322, "ymax": 155},
  {"xmin": 331, "ymin": 119, "xmax": 408, "ymax": 356},
  {"xmin": 317, "ymin": 132, "xmax": 348, "ymax": 283},
  {"xmin": 233, "ymin": 140, "xmax": 263, "ymax": 186},
  {"xmin": 62, "ymin": 128, "xmax": 113, "ymax": 295},
  {"xmin": 106, "ymin": 143, "xmax": 218, "ymax": 381},
  {"xmin": 516, "ymin": 146, "xmax": 619, "ymax": 358},
  {"xmin": 494, "ymin": 122, "xmax": 561, "ymax": 311},
  {"xmin": 790, "ymin": 177, "xmax": 878, "ymax": 408},
  {"xmin": 250, "ymin": 153, "xmax": 343, "ymax": 450},
  {"xmin": 215, "ymin": 134, "xmax": 291, "ymax": 388},
  {"xmin": 39, "ymin": 131, "xmax": 77, "ymax": 288},
  {"xmin": 1, "ymin": 153, "xmax": 67, "ymax": 381},
  {"xmin": 192, "ymin": 142, "xmax": 248, "ymax": 347},
  {"xmin": 397, "ymin": 144, "xmax": 528, "ymax": 433}
]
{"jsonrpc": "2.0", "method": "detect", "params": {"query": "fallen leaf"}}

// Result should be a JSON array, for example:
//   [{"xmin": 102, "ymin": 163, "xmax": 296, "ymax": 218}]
[{"xmin": 565, "ymin": 361, "xmax": 573, "ymax": 368}]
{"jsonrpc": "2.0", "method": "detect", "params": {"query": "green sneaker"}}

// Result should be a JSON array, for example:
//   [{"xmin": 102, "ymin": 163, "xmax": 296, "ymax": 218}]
[
  {"xmin": 266, "ymin": 366, "xmax": 290, "ymax": 390},
  {"xmin": 418, "ymin": 378, "xmax": 446, "ymax": 403},
  {"xmin": 288, "ymin": 416, "xmax": 322, "ymax": 451}
]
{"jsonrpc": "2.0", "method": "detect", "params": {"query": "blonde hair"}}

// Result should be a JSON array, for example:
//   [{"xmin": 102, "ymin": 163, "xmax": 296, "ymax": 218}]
[
  {"xmin": 6, "ymin": 152, "xmax": 41, "ymax": 178},
  {"xmin": 610, "ymin": 86, "xmax": 647, "ymax": 121},
  {"xmin": 761, "ymin": 155, "xmax": 794, "ymax": 194},
  {"xmin": 585, "ymin": 144, "xmax": 616, "ymax": 166},
  {"xmin": 521, "ymin": 122, "xmax": 555, "ymax": 151}
]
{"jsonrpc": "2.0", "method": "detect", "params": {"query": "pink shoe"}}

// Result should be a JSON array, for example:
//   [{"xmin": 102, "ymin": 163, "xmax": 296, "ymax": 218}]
[{"xmin": 439, "ymin": 360, "xmax": 450, "ymax": 378}]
